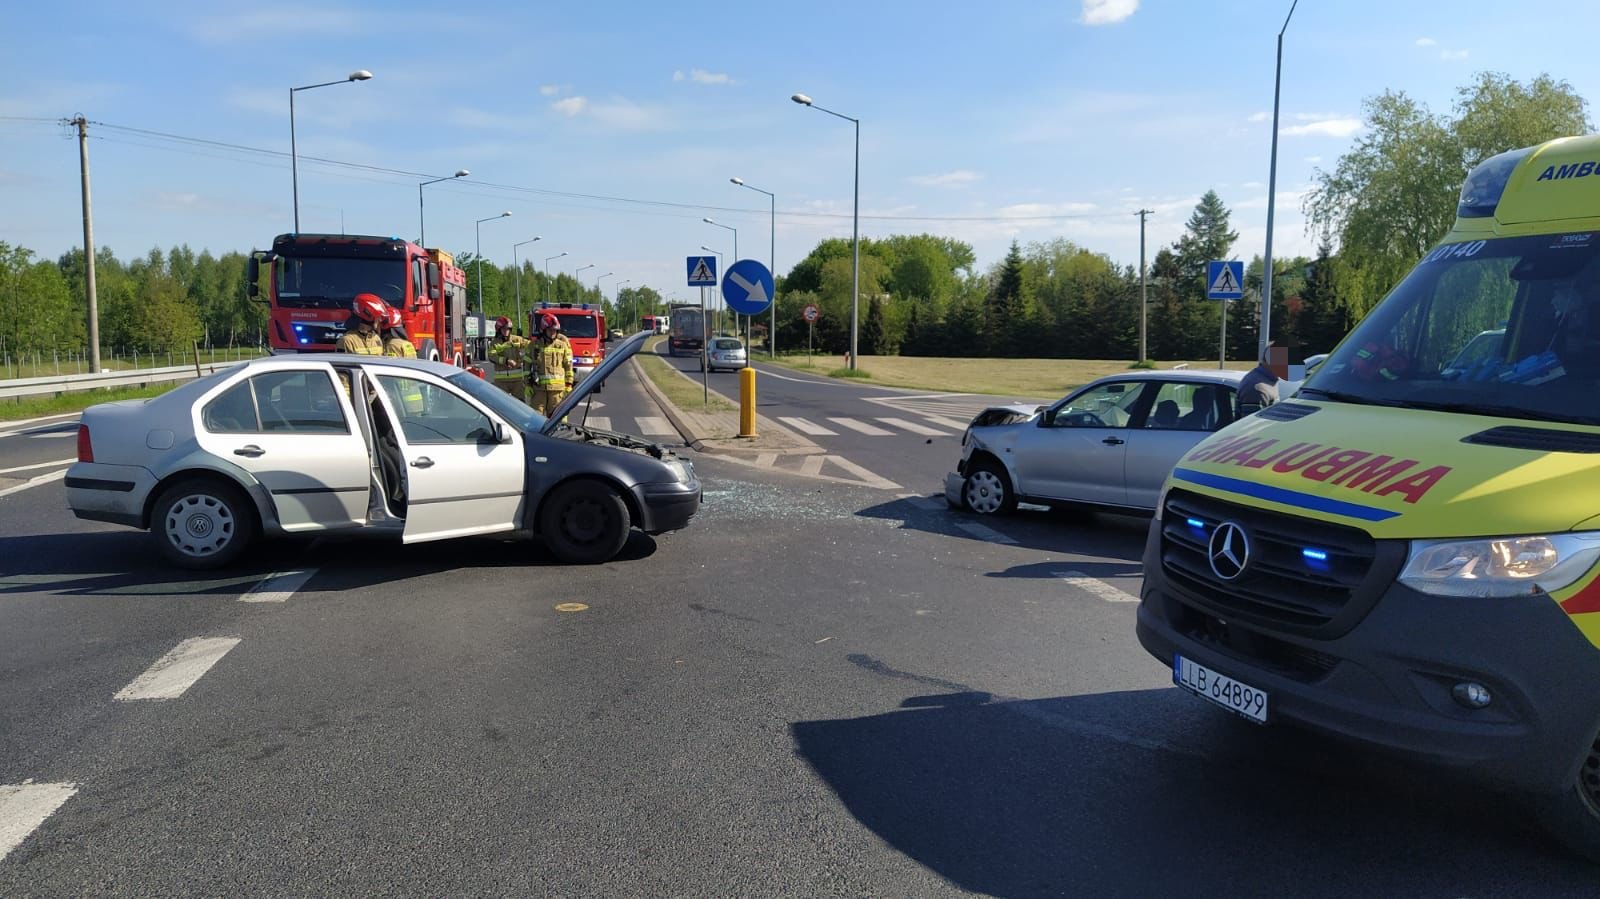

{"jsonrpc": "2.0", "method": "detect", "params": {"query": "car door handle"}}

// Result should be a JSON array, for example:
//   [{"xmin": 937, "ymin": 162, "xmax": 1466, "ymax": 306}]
[
  {"xmin": 233, "ymin": 445, "xmax": 265, "ymax": 458},
  {"xmin": 1102, "ymin": 437, "xmax": 1125, "ymax": 446},
  {"xmin": 410, "ymin": 456, "xmax": 435, "ymax": 469}
]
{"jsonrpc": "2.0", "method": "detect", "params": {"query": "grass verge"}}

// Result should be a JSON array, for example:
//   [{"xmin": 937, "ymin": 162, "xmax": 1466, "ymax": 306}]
[
  {"xmin": 828, "ymin": 367, "xmax": 871, "ymax": 379},
  {"xmin": 765, "ymin": 353, "xmax": 1251, "ymax": 397},
  {"xmin": 639, "ymin": 338, "xmax": 735, "ymax": 412},
  {"xmin": 1, "ymin": 383, "xmax": 179, "ymax": 422}
]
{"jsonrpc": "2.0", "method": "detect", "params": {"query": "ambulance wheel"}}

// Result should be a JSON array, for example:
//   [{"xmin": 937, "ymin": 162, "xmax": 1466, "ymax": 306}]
[
  {"xmin": 1536, "ymin": 732, "xmax": 1600, "ymax": 863},
  {"xmin": 420, "ymin": 340, "xmax": 440, "ymax": 363},
  {"xmin": 962, "ymin": 460, "xmax": 1016, "ymax": 516},
  {"xmin": 540, "ymin": 479, "xmax": 631, "ymax": 564}
]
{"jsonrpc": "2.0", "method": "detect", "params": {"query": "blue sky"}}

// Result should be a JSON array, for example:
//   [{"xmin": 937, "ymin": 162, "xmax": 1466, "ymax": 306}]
[{"xmin": 4, "ymin": 0, "xmax": 1598, "ymax": 300}]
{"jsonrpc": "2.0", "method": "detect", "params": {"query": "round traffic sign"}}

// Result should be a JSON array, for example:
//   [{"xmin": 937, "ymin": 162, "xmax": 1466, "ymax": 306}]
[{"xmin": 802, "ymin": 304, "xmax": 819, "ymax": 323}]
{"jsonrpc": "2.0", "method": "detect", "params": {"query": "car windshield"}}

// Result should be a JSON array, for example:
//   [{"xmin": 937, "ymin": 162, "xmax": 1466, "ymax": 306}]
[
  {"xmin": 447, "ymin": 369, "xmax": 546, "ymax": 432},
  {"xmin": 1303, "ymin": 233, "xmax": 1600, "ymax": 426},
  {"xmin": 275, "ymin": 256, "xmax": 406, "ymax": 310},
  {"xmin": 551, "ymin": 315, "xmax": 599, "ymax": 338}
]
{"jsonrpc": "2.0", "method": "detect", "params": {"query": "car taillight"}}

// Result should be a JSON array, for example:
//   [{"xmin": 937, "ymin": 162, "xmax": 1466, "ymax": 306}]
[{"xmin": 77, "ymin": 424, "xmax": 93, "ymax": 462}]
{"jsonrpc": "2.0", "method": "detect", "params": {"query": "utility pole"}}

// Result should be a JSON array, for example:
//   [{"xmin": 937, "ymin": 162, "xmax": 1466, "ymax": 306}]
[
  {"xmin": 1262, "ymin": 0, "xmax": 1299, "ymax": 359},
  {"xmin": 71, "ymin": 116, "xmax": 100, "ymax": 374},
  {"xmin": 1135, "ymin": 208, "xmax": 1153, "ymax": 364}
]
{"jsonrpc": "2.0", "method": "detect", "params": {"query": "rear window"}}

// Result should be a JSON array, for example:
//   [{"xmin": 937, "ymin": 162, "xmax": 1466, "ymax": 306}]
[{"xmin": 712, "ymin": 339, "xmax": 742, "ymax": 350}]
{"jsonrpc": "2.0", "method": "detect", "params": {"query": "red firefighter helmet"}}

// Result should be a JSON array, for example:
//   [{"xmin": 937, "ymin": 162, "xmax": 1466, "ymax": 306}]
[
  {"xmin": 352, "ymin": 293, "xmax": 387, "ymax": 324},
  {"xmin": 538, "ymin": 312, "xmax": 561, "ymax": 332},
  {"xmin": 495, "ymin": 315, "xmax": 512, "ymax": 330},
  {"xmin": 383, "ymin": 307, "xmax": 403, "ymax": 330}
]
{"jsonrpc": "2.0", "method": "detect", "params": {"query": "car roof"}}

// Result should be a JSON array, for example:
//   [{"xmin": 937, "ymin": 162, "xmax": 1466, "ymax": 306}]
[
  {"xmin": 1085, "ymin": 368, "xmax": 1247, "ymax": 385},
  {"xmin": 230, "ymin": 353, "xmax": 465, "ymax": 377}
]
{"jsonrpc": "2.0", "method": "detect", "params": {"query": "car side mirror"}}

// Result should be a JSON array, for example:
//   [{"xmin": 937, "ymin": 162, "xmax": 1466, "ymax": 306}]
[
  {"xmin": 1040, "ymin": 409, "xmax": 1057, "ymax": 427},
  {"xmin": 427, "ymin": 262, "xmax": 441, "ymax": 302},
  {"xmin": 493, "ymin": 421, "xmax": 511, "ymax": 444},
  {"xmin": 246, "ymin": 256, "xmax": 259, "ymax": 298}
]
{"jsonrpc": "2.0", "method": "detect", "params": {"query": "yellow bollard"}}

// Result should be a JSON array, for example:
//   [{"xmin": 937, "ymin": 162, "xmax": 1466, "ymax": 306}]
[{"xmin": 738, "ymin": 366, "xmax": 758, "ymax": 438}]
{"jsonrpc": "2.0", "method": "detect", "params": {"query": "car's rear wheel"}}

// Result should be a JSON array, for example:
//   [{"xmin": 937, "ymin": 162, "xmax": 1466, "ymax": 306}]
[
  {"xmin": 962, "ymin": 461, "xmax": 1016, "ymax": 515},
  {"xmin": 539, "ymin": 480, "xmax": 631, "ymax": 564},
  {"xmin": 152, "ymin": 478, "xmax": 255, "ymax": 569},
  {"xmin": 1536, "ymin": 729, "xmax": 1600, "ymax": 862}
]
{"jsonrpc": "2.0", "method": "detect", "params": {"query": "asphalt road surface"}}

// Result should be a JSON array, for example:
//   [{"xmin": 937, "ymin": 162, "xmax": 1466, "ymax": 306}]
[{"xmin": 1, "ymin": 360, "xmax": 1595, "ymax": 896}]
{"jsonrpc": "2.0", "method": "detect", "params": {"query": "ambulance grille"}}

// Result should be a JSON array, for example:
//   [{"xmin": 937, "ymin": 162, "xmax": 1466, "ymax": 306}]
[
  {"xmin": 1161, "ymin": 490, "xmax": 1386, "ymax": 638},
  {"xmin": 1255, "ymin": 402, "xmax": 1319, "ymax": 422}
]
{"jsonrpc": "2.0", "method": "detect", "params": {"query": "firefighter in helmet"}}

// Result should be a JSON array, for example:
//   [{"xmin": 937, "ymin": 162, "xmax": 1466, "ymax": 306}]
[
  {"xmin": 380, "ymin": 307, "xmax": 417, "ymax": 359},
  {"xmin": 338, "ymin": 294, "xmax": 388, "ymax": 355},
  {"xmin": 529, "ymin": 312, "xmax": 574, "ymax": 417},
  {"xmin": 488, "ymin": 315, "xmax": 529, "ymax": 369}
]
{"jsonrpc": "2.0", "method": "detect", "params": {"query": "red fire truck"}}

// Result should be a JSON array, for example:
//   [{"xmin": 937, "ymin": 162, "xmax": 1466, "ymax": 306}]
[
  {"xmin": 531, "ymin": 302, "xmax": 607, "ymax": 382},
  {"xmin": 249, "ymin": 233, "xmax": 482, "ymax": 366}
]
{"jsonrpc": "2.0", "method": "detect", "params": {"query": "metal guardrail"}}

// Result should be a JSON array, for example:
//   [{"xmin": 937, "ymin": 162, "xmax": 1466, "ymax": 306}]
[{"xmin": 0, "ymin": 362, "xmax": 242, "ymax": 401}]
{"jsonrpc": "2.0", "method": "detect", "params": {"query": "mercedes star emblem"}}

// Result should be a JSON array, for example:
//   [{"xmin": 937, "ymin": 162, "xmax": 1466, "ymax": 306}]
[{"xmin": 1208, "ymin": 521, "xmax": 1251, "ymax": 581}]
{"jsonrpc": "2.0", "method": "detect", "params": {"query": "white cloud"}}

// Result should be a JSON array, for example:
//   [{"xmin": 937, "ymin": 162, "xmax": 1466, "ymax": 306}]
[
  {"xmin": 673, "ymin": 68, "xmax": 734, "ymax": 85},
  {"xmin": 1247, "ymin": 111, "xmax": 1270, "ymax": 123},
  {"xmin": 1441, "ymin": 48, "xmax": 1470, "ymax": 60},
  {"xmin": 997, "ymin": 202, "xmax": 1099, "ymax": 218},
  {"xmin": 589, "ymin": 98, "xmax": 672, "ymax": 131},
  {"xmin": 1080, "ymin": 0, "xmax": 1138, "ymax": 25},
  {"xmin": 538, "ymin": 85, "xmax": 562, "ymax": 97},
  {"xmin": 187, "ymin": 7, "xmax": 365, "ymax": 42},
  {"xmin": 1281, "ymin": 117, "xmax": 1363, "ymax": 138},
  {"xmin": 1414, "ymin": 37, "xmax": 1437, "ymax": 47},
  {"xmin": 908, "ymin": 170, "xmax": 983, "ymax": 187},
  {"xmin": 552, "ymin": 96, "xmax": 588, "ymax": 116}
]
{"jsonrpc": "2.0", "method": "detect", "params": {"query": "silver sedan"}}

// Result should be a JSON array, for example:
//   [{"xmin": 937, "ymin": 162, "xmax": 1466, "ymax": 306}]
[{"xmin": 946, "ymin": 369, "xmax": 1245, "ymax": 516}]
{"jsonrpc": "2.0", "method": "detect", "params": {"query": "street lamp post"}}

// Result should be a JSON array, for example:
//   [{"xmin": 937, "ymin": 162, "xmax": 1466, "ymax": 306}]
[
  {"xmin": 512, "ymin": 236, "xmax": 543, "ymax": 333},
  {"xmin": 1261, "ymin": 0, "xmax": 1299, "ymax": 360},
  {"xmin": 700, "ymin": 246, "xmax": 724, "ymax": 333},
  {"xmin": 544, "ymin": 252, "xmax": 567, "ymax": 305},
  {"xmin": 474, "ymin": 212, "xmax": 512, "ymax": 313},
  {"xmin": 290, "ymin": 69, "xmax": 372, "ymax": 232},
  {"xmin": 704, "ymin": 219, "xmax": 738, "ymax": 336},
  {"xmin": 793, "ymin": 92, "xmax": 860, "ymax": 369},
  {"xmin": 595, "ymin": 272, "xmax": 614, "ymax": 309},
  {"xmin": 731, "ymin": 177, "xmax": 777, "ymax": 356},
  {"xmin": 418, "ymin": 169, "xmax": 469, "ymax": 247},
  {"xmin": 615, "ymin": 279, "xmax": 631, "ymax": 329}
]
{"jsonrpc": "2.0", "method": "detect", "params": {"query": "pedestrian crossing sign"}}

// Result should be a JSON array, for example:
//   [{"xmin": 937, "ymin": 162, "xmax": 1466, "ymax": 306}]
[
  {"xmin": 687, "ymin": 255, "xmax": 718, "ymax": 286},
  {"xmin": 1206, "ymin": 260, "xmax": 1244, "ymax": 300}
]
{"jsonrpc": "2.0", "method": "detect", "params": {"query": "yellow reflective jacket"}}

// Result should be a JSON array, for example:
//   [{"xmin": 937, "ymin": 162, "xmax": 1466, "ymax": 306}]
[
  {"xmin": 338, "ymin": 328, "xmax": 385, "ymax": 355},
  {"xmin": 532, "ymin": 334, "xmax": 574, "ymax": 388},
  {"xmin": 490, "ymin": 334, "xmax": 529, "ymax": 366},
  {"xmin": 383, "ymin": 335, "xmax": 417, "ymax": 358}
]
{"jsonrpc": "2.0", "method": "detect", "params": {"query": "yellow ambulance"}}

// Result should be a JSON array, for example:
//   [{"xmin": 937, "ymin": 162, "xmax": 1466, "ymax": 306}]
[{"xmin": 1137, "ymin": 134, "xmax": 1600, "ymax": 859}]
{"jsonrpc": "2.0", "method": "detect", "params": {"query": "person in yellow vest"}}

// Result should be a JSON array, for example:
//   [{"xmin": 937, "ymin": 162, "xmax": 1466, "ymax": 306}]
[
  {"xmin": 489, "ymin": 316, "xmax": 529, "ymax": 369},
  {"xmin": 338, "ymin": 294, "xmax": 388, "ymax": 355},
  {"xmin": 380, "ymin": 307, "xmax": 417, "ymax": 358},
  {"xmin": 529, "ymin": 312, "xmax": 574, "ymax": 417}
]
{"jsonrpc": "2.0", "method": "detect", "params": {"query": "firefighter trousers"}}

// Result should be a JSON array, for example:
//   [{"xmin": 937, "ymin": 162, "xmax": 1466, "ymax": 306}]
[{"xmin": 530, "ymin": 387, "xmax": 571, "ymax": 417}]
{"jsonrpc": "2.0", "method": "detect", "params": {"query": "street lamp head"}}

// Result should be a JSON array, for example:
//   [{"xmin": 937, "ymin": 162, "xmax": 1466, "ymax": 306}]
[
  {"xmin": 791, "ymin": 93, "xmax": 813, "ymax": 106},
  {"xmin": 500, "ymin": 211, "xmax": 512, "ymax": 218},
  {"xmin": 349, "ymin": 70, "xmax": 374, "ymax": 81},
  {"xmin": 453, "ymin": 169, "xmax": 470, "ymax": 178},
  {"xmin": 730, "ymin": 177, "xmax": 744, "ymax": 186},
  {"xmin": 702, "ymin": 217, "xmax": 716, "ymax": 225}
]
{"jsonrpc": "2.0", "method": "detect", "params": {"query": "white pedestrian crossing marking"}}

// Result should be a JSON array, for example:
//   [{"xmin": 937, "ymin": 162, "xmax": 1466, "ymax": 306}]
[
  {"xmin": 875, "ymin": 417, "xmax": 947, "ymax": 436},
  {"xmin": 587, "ymin": 416, "xmax": 612, "ymax": 431},
  {"xmin": 925, "ymin": 415, "xmax": 972, "ymax": 431},
  {"xmin": 778, "ymin": 417, "xmax": 837, "ymax": 436},
  {"xmin": 799, "ymin": 455, "xmax": 825, "ymax": 476},
  {"xmin": 0, "ymin": 782, "xmax": 78, "ymax": 862},
  {"xmin": 827, "ymin": 417, "xmax": 894, "ymax": 436},
  {"xmin": 114, "ymin": 637, "xmax": 241, "ymax": 701},
  {"xmin": 1054, "ymin": 570, "xmax": 1140, "ymax": 603},
  {"xmin": 240, "ymin": 569, "xmax": 316, "ymax": 603},
  {"xmin": 634, "ymin": 416, "xmax": 676, "ymax": 437}
]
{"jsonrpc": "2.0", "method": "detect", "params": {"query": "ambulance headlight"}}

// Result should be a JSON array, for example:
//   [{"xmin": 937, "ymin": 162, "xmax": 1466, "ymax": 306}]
[{"xmin": 1400, "ymin": 532, "xmax": 1600, "ymax": 597}]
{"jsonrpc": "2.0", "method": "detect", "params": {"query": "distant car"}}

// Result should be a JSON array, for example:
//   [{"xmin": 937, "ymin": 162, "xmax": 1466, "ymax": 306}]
[
  {"xmin": 607, "ymin": 329, "xmax": 626, "ymax": 341},
  {"xmin": 66, "ymin": 333, "xmax": 700, "ymax": 568},
  {"xmin": 1441, "ymin": 328, "xmax": 1506, "ymax": 378},
  {"xmin": 702, "ymin": 337, "xmax": 747, "ymax": 372},
  {"xmin": 945, "ymin": 370, "xmax": 1245, "ymax": 516}
]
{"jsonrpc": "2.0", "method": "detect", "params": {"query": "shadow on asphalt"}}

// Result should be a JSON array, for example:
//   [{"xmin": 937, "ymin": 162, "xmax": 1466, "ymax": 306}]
[
  {"xmin": 0, "ymin": 530, "xmax": 658, "ymax": 597},
  {"xmin": 791, "ymin": 687, "xmax": 1593, "ymax": 898},
  {"xmin": 985, "ymin": 559, "xmax": 1143, "ymax": 580},
  {"xmin": 854, "ymin": 497, "xmax": 1149, "ymax": 561}
]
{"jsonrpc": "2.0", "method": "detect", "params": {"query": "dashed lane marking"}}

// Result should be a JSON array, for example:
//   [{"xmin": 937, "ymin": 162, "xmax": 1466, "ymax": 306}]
[
  {"xmin": 0, "ymin": 782, "xmax": 78, "ymax": 863},
  {"xmin": 824, "ymin": 455, "xmax": 902, "ymax": 490},
  {"xmin": 586, "ymin": 416, "xmax": 612, "ymax": 431},
  {"xmin": 635, "ymin": 416, "xmax": 677, "ymax": 437},
  {"xmin": 113, "ymin": 637, "xmax": 241, "ymax": 701},
  {"xmin": 1054, "ymin": 570, "xmax": 1140, "ymax": 603},
  {"xmin": 874, "ymin": 417, "xmax": 949, "ymax": 436},
  {"xmin": 955, "ymin": 521, "xmax": 1019, "ymax": 545},
  {"xmin": 0, "ymin": 457, "xmax": 74, "ymax": 476},
  {"xmin": 239, "ymin": 569, "xmax": 318, "ymax": 603},
  {"xmin": 778, "ymin": 416, "xmax": 837, "ymax": 436},
  {"xmin": 755, "ymin": 453, "xmax": 778, "ymax": 468},
  {"xmin": 799, "ymin": 456, "xmax": 825, "ymax": 477},
  {"xmin": 827, "ymin": 417, "xmax": 894, "ymax": 436},
  {"xmin": 0, "ymin": 469, "xmax": 67, "ymax": 499}
]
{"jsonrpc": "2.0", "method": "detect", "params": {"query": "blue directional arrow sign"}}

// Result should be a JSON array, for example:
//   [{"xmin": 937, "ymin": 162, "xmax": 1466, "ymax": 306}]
[
  {"xmin": 1206, "ymin": 260, "xmax": 1245, "ymax": 300},
  {"xmin": 687, "ymin": 255, "xmax": 717, "ymax": 287},
  {"xmin": 721, "ymin": 258, "xmax": 775, "ymax": 315}
]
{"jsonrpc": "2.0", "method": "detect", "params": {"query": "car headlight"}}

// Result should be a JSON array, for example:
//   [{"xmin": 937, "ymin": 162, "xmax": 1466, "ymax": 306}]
[{"xmin": 1399, "ymin": 532, "xmax": 1600, "ymax": 597}]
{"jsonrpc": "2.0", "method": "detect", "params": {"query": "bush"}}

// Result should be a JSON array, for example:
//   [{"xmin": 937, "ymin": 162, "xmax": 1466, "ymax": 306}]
[{"xmin": 1127, "ymin": 359, "xmax": 1156, "ymax": 370}]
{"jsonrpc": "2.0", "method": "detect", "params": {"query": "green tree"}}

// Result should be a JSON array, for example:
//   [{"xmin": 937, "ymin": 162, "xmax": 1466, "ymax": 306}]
[{"xmin": 985, "ymin": 241, "xmax": 1030, "ymax": 354}]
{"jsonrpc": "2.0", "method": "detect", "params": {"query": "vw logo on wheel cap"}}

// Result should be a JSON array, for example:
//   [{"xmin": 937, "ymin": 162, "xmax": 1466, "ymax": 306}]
[{"xmin": 1208, "ymin": 521, "xmax": 1252, "ymax": 581}]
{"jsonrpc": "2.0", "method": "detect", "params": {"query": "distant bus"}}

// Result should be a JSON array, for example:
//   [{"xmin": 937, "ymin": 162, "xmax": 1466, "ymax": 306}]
[
  {"xmin": 667, "ymin": 306, "xmax": 705, "ymax": 357},
  {"xmin": 641, "ymin": 314, "xmax": 669, "ymax": 335}
]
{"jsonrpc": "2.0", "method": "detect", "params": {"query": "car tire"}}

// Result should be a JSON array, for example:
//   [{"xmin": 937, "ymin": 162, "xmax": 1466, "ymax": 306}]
[
  {"xmin": 151, "ymin": 478, "xmax": 256, "ymax": 570},
  {"xmin": 962, "ymin": 461, "xmax": 1017, "ymax": 516},
  {"xmin": 539, "ymin": 479, "xmax": 631, "ymax": 564},
  {"xmin": 420, "ymin": 339, "xmax": 440, "ymax": 363},
  {"xmin": 1535, "ymin": 734, "xmax": 1600, "ymax": 863}
]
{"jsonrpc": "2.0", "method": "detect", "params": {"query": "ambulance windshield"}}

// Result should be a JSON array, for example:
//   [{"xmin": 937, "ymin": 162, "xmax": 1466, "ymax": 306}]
[{"xmin": 1303, "ymin": 232, "xmax": 1600, "ymax": 426}]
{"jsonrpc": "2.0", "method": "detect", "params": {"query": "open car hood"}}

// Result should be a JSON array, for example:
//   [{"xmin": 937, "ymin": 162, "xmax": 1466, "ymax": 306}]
[{"xmin": 540, "ymin": 330, "xmax": 650, "ymax": 435}]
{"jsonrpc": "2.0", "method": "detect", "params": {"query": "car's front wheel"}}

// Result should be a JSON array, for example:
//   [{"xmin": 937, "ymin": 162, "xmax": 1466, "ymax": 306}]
[
  {"xmin": 539, "ymin": 479, "xmax": 631, "ymax": 564},
  {"xmin": 151, "ymin": 478, "xmax": 256, "ymax": 569},
  {"xmin": 1536, "ymin": 729, "xmax": 1600, "ymax": 862},
  {"xmin": 962, "ymin": 461, "xmax": 1016, "ymax": 515}
]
